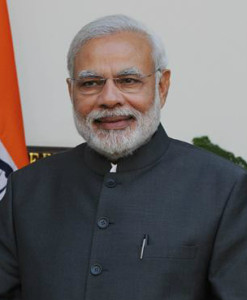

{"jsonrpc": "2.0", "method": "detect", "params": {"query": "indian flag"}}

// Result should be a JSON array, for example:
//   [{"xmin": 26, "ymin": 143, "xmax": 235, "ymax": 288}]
[{"xmin": 0, "ymin": 0, "xmax": 29, "ymax": 200}]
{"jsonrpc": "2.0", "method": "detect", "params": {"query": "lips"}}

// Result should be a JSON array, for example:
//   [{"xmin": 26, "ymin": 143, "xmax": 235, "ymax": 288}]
[
  {"xmin": 96, "ymin": 116, "xmax": 133, "ymax": 123},
  {"xmin": 94, "ymin": 115, "xmax": 134, "ymax": 130}
]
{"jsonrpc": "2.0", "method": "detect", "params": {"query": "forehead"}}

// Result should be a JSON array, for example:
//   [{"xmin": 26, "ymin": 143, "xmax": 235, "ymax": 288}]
[{"xmin": 74, "ymin": 31, "xmax": 154, "ymax": 76}]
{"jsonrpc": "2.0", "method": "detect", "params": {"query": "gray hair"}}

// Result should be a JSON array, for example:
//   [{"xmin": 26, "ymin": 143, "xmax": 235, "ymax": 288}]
[{"xmin": 67, "ymin": 14, "xmax": 168, "ymax": 77}]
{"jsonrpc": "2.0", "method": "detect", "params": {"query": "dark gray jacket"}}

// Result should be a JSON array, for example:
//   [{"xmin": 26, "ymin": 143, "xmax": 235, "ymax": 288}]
[{"xmin": 0, "ymin": 125, "xmax": 247, "ymax": 300}]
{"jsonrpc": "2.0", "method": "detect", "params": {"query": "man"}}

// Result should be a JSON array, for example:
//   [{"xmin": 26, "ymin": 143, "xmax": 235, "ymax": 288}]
[{"xmin": 0, "ymin": 15, "xmax": 247, "ymax": 300}]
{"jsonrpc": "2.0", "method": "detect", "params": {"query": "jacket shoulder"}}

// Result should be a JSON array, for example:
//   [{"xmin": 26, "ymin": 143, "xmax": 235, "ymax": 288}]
[
  {"xmin": 12, "ymin": 143, "xmax": 87, "ymax": 179},
  {"xmin": 167, "ymin": 137, "xmax": 247, "ymax": 177}
]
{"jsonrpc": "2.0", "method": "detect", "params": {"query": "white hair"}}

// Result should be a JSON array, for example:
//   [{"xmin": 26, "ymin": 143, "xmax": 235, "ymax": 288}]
[{"xmin": 67, "ymin": 14, "xmax": 168, "ymax": 77}]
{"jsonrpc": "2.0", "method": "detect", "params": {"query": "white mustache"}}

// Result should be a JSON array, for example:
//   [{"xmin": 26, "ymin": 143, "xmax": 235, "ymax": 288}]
[{"xmin": 87, "ymin": 107, "xmax": 141, "ymax": 121}]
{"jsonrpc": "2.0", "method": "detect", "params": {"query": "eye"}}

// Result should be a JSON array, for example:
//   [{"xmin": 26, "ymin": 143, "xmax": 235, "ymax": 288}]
[
  {"xmin": 80, "ymin": 79, "xmax": 101, "ymax": 88},
  {"xmin": 118, "ymin": 77, "xmax": 141, "ymax": 85}
]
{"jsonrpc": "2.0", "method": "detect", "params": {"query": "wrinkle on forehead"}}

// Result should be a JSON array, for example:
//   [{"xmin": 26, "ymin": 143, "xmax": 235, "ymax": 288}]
[{"xmin": 74, "ymin": 31, "xmax": 154, "ymax": 78}]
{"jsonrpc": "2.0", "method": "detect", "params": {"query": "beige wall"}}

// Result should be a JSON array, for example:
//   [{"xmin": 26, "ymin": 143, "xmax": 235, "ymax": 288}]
[{"xmin": 7, "ymin": 0, "xmax": 247, "ymax": 159}]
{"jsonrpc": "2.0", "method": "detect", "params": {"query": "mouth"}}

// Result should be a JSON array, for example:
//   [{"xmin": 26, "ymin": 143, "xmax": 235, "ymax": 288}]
[{"xmin": 94, "ymin": 115, "xmax": 135, "ymax": 130}]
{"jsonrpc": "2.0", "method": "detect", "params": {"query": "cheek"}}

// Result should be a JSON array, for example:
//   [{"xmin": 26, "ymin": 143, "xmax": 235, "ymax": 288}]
[
  {"xmin": 72, "ymin": 97, "xmax": 95, "ymax": 117},
  {"xmin": 127, "ymin": 92, "xmax": 155, "ymax": 113}
]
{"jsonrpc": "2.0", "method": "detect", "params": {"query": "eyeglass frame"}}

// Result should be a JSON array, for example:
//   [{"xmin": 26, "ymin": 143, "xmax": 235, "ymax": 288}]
[{"xmin": 67, "ymin": 68, "xmax": 161, "ymax": 95}]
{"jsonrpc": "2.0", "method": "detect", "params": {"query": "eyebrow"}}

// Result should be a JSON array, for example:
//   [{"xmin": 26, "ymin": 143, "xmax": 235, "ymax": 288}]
[
  {"xmin": 77, "ymin": 67, "xmax": 143, "ymax": 79},
  {"xmin": 77, "ymin": 70, "xmax": 101, "ymax": 78},
  {"xmin": 116, "ymin": 67, "xmax": 143, "ymax": 77}
]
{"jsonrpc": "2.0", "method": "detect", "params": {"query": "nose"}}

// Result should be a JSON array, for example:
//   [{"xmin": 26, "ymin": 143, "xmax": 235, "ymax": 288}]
[{"xmin": 96, "ymin": 78, "xmax": 125, "ymax": 109}]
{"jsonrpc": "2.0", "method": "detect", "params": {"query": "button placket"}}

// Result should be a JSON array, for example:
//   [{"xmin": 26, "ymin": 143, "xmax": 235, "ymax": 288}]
[{"xmin": 86, "ymin": 174, "xmax": 120, "ymax": 293}]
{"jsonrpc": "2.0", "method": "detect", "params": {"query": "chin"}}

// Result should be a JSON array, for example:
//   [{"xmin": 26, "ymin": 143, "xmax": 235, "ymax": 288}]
[
  {"xmin": 88, "ymin": 126, "xmax": 143, "ymax": 160},
  {"xmin": 74, "ymin": 112, "xmax": 159, "ymax": 161}
]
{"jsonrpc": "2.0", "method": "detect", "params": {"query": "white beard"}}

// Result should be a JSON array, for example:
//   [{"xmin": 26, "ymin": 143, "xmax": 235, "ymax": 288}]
[{"xmin": 73, "ymin": 86, "xmax": 161, "ymax": 161}]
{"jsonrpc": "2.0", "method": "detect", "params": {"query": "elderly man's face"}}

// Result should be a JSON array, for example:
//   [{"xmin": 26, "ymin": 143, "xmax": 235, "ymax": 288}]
[{"xmin": 68, "ymin": 31, "xmax": 170, "ymax": 160}]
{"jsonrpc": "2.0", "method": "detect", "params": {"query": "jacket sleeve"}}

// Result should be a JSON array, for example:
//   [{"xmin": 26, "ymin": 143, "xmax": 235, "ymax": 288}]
[
  {"xmin": 0, "ymin": 176, "xmax": 21, "ymax": 299},
  {"xmin": 208, "ymin": 171, "xmax": 247, "ymax": 299}
]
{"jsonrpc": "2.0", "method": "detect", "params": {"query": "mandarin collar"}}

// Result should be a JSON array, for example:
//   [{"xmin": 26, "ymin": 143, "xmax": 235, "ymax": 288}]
[{"xmin": 83, "ymin": 124, "xmax": 170, "ymax": 175}]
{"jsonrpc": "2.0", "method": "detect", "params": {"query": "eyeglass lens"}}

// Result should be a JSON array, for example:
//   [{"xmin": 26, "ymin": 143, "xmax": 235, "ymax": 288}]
[{"xmin": 73, "ymin": 75, "xmax": 145, "ymax": 95}]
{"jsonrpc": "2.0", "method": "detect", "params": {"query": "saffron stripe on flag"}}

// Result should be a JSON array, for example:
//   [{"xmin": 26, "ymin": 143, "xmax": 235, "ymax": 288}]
[{"xmin": 0, "ymin": 0, "xmax": 29, "ymax": 200}]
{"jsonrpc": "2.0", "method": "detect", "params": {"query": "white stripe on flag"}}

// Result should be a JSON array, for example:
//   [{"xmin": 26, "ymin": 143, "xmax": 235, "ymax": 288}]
[{"xmin": 0, "ymin": 139, "xmax": 17, "ymax": 200}]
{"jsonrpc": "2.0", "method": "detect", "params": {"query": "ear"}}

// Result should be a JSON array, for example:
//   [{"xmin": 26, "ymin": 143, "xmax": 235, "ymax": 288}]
[
  {"xmin": 158, "ymin": 70, "xmax": 171, "ymax": 108},
  {"xmin": 66, "ymin": 78, "xmax": 73, "ymax": 102}
]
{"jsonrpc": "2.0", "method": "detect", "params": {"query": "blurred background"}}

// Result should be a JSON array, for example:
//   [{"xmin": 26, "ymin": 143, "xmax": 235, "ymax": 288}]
[{"xmin": 7, "ymin": 0, "xmax": 247, "ymax": 159}]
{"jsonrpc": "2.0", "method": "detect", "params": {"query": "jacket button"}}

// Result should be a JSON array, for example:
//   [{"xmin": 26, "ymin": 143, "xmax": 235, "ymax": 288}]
[
  {"xmin": 90, "ymin": 264, "xmax": 102, "ymax": 276},
  {"xmin": 105, "ymin": 178, "xmax": 117, "ymax": 188},
  {"xmin": 97, "ymin": 217, "xmax": 110, "ymax": 229}
]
